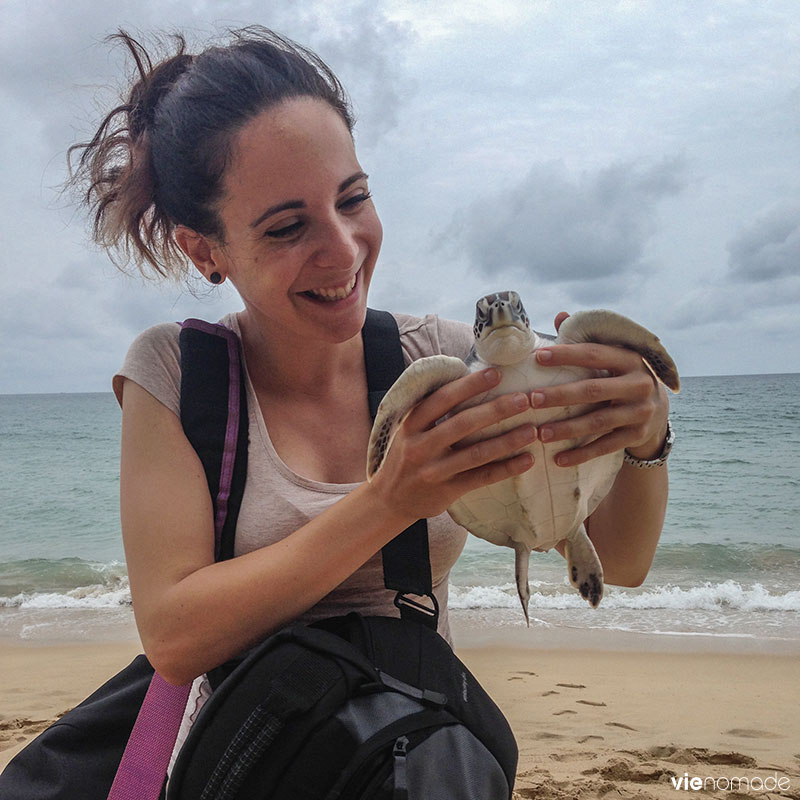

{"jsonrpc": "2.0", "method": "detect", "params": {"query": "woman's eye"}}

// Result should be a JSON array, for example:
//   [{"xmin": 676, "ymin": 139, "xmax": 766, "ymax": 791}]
[
  {"xmin": 340, "ymin": 192, "xmax": 372, "ymax": 211},
  {"xmin": 265, "ymin": 220, "xmax": 304, "ymax": 239}
]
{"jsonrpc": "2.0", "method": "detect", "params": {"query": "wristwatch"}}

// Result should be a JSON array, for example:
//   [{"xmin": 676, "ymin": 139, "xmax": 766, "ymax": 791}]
[{"xmin": 623, "ymin": 419, "xmax": 674, "ymax": 469}]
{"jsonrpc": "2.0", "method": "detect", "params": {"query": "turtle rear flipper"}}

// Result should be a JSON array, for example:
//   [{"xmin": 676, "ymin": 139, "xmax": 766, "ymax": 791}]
[
  {"xmin": 564, "ymin": 524, "xmax": 604, "ymax": 607},
  {"xmin": 366, "ymin": 355, "xmax": 468, "ymax": 479},
  {"xmin": 557, "ymin": 310, "xmax": 680, "ymax": 392}
]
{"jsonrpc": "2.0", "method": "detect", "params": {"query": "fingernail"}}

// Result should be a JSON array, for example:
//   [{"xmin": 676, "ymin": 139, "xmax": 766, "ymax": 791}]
[
  {"xmin": 512, "ymin": 393, "xmax": 529, "ymax": 410},
  {"xmin": 532, "ymin": 392, "xmax": 545, "ymax": 407},
  {"xmin": 555, "ymin": 453, "xmax": 568, "ymax": 467},
  {"xmin": 540, "ymin": 426, "xmax": 553, "ymax": 442},
  {"xmin": 522, "ymin": 424, "xmax": 537, "ymax": 442},
  {"xmin": 537, "ymin": 349, "xmax": 552, "ymax": 363},
  {"xmin": 484, "ymin": 368, "xmax": 500, "ymax": 384},
  {"xmin": 517, "ymin": 453, "xmax": 534, "ymax": 470}
]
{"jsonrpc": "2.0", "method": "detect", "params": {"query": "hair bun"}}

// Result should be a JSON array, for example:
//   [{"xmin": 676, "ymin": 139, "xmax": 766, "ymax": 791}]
[{"xmin": 129, "ymin": 50, "xmax": 193, "ymax": 139}]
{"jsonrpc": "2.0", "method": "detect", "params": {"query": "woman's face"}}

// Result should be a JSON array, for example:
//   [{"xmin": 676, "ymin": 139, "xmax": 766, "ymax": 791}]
[{"xmin": 212, "ymin": 97, "xmax": 382, "ymax": 345}]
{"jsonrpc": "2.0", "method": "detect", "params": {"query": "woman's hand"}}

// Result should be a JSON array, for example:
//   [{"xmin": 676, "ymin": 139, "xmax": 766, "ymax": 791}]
[
  {"xmin": 530, "ymin": 313, "xmax": 670, "ymax": 468},
  {"xmin": 368, "ymin": 368, "xmax": 536, "ymax": 521}
]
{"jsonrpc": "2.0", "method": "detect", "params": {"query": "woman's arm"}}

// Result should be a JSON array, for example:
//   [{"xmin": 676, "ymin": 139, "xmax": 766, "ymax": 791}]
[
  {"xmin": 120, "ymin": 368, "xmax": 535, "ymax": 685},
  {"xmin": 526, "ymin": 323, "xmax": 672, "ymax": 587}
]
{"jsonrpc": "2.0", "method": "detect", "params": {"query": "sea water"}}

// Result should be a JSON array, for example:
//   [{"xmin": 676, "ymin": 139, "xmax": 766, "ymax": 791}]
[{"xmin": 1, "ymin": 375, "xmax": 799, "ymax": 648}]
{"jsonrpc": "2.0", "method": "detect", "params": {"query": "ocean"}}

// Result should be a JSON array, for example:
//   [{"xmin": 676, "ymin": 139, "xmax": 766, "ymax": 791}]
[{"xmin": 1, "ymin": 374, "xmax": 799, "ymax": 651}]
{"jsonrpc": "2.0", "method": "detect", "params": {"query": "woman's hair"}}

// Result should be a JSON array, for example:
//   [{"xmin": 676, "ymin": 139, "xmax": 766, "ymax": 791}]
[{"xmin": 70, "ymin": 27, "xmax": 353, "ymax": 278}]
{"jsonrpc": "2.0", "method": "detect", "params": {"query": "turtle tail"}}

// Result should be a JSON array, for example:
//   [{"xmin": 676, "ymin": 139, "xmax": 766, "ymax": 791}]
[{"xmin": 515, "ymin": 543, "xmax": 532, "ymax": 626}]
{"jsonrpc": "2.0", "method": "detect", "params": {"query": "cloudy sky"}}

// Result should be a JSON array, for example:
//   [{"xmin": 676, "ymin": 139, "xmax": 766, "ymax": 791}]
[{"xmin": 1, "ymin": 0, "xmax": 798, "ymax": 393}]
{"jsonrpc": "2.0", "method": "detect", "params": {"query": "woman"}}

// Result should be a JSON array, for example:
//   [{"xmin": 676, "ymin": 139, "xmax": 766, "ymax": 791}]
[{"xmin": 74, "ymin": 26, "xmax": 669, "ymax": 752}]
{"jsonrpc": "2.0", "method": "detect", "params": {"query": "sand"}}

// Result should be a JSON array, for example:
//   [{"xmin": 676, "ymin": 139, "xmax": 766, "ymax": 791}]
[{"xmin": 1, "ymin": 634, "xmax": 799, "ymax": 799}]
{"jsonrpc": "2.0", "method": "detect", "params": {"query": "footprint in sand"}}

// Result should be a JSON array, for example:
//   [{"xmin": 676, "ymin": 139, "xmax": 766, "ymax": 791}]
[
  {"xmin": 606, "ymin": 722, "xmax": 638, "ymax": 731},
  {"xmin": 549, "ymin": 750, "xmax": 599, "ymax": 762},
  {"xmin": 578, "ymin": 735, "xmax": 605, "ymax": 744},
  {"xmin": 647, "ymin": 745, "xmax": 757, "ymax": 768},
  {"xmin": 599, "ymin": 757, "xmax": 676, "ymax": 784},
  {"xmin": 556, "ymin": 683, "xmax": 586, "ymax": 689},
  {"xmin": 724, "ymin": 728, "xmax": 782, "ymax": 740},
  {"xmin": 576, "ymin": 700, "xmax": 607, "ymax": 707},
  {"xmin": 553, "ymin": 710, "xmax": 577, "ymax": 716},
  {"xmin": 0, "ymin": 717, "xmax": 52, "ymax": 749}
]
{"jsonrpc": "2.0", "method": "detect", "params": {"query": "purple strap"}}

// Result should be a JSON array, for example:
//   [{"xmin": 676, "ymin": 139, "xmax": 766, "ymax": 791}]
[
  {"xmin": 106, "ymin": 676, "xmax": 191, "ymax": 799},
  {"xmin": 108, "ymin": 320, "xmax": 242, "ymax": 800}
]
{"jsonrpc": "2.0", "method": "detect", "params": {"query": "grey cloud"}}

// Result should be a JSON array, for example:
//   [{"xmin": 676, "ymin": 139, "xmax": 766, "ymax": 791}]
[
  {"xmin": 727, "ymin": 202, "xmax": 800, "ymax": 282},
  {"xmin": 278, "ymin": 2, "xmax": 415, "ymax": 147},
  {"xmin": 449, "ymin": 157, "xmax": 687, "ymax": 285}
]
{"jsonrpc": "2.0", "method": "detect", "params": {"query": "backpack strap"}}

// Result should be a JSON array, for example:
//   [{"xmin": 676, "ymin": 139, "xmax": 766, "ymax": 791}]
[
  {"xmin": 107, "ymin": 320, "xmax": 248, "ymax": 800},
  {"xmin": 178, "ymin": 320, "xmax": 249, "ymax": 561},
  {"xmin": 361, "ymin": 310, "xmax": 436, "ymax": 629}
]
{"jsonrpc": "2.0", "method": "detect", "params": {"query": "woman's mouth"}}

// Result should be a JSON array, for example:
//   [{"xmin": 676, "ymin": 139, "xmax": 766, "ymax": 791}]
[{"xmin": 303, "ymin": 273, "xmax": 358, "ymax": 302}]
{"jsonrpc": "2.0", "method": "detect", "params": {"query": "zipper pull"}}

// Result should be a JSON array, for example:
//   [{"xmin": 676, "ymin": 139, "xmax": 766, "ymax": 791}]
[{"xmin": 393, "ymin": 736, "xmax": 409, "ymax": 800}]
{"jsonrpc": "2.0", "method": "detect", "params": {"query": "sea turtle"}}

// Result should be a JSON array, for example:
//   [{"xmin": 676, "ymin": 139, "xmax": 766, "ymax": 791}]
[{"xmin": 366, "ymin": 291, "xmax": 680, "ymax": 622}]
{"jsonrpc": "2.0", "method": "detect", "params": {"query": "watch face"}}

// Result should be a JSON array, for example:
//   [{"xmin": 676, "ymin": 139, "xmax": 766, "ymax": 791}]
[{"xmin": 662, "ymin": 420, "xmax": 675, "ymax": 457}]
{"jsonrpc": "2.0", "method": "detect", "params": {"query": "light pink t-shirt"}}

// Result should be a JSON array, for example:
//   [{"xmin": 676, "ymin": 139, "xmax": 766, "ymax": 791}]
[{"xmin": 113, "ymin": 311, "xmax": 474, "ymax": 643}]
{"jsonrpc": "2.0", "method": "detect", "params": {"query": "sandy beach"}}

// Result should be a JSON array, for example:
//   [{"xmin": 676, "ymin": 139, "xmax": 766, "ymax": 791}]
[{"xmin": 1, "ymin": 628, "xmax": 798, "ymax": 799}]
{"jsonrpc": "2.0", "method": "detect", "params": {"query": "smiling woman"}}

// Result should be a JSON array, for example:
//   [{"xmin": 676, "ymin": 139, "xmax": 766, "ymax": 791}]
[
  {"xmin": 30, "ymin": 24, "xmax": 547, "ymax": 799},
  {"xmin": 0, "ymin": 22, "xmax": 674, "ymax": 800}
]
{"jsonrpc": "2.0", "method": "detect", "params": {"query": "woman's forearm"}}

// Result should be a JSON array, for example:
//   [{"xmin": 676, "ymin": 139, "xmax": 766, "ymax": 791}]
[
  {"xmin": 135, "ymin": 482, "xmax": 416, "ymax": 686},
  {"xmin": 585, "ymin": 461, "xmax": 668, "ymax": 586}
]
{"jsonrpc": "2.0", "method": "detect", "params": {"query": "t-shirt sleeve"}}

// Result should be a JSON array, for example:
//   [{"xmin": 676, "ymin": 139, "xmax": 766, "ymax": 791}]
[
  {"xmin": 394, "ymin": 312, "xmax": 473, "ymax": 363},
  {"xmin": 112, "ymin": 322, "xmax": 182, "ymax": 415}
]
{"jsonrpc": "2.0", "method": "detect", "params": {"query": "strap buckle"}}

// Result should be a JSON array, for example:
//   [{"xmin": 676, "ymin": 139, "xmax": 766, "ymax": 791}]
[{"xmin": 394, "ymin": 592, "xmax": 439, "ymax": 630}]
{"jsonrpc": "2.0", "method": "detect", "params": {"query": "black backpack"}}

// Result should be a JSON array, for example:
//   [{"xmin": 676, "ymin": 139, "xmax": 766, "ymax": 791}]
[
  {"xmin": 0, "ymin": 310, "xmax": 518, "ymax": 799},
  {"xmin": 169, "ymin": 615, "xmax": 516, "ymax": 799}
]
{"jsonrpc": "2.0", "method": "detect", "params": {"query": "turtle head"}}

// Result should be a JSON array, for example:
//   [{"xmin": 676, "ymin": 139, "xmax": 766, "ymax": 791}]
[{"xmin": 473, "ymin": 291, "xmax": 537, "ymax": 364}]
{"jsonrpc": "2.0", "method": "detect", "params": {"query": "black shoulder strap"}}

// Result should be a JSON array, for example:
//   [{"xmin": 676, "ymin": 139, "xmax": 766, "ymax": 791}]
[
  {"xmin": 179, "ymin": 312, "xmax": 435, "ymax": 626},
  {"xmin": 179, "ymin": 319, "xmax": 248, "ymax": 562},
  {"xmin": 362, "ymin": 310, "xmax": 436, "ymax": 628}
]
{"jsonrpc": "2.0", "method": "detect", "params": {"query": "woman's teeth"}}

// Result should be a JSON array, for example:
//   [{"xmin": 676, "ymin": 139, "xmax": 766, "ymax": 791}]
[{"xmin": 306, "ymin": 274, "xmax": 357, "ymax": 302}]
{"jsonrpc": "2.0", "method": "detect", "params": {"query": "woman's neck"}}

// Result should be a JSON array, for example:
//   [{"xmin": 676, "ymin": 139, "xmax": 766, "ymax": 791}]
[{"xmin": 236, "ymin": 309, "xmax": 365, "ymax": 400}]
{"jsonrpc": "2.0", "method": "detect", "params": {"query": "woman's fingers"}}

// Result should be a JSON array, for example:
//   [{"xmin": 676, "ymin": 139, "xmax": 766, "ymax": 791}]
[
  {"xmin": 405, "ymin": 389, "xmax": 535, "ymax": 481},
  {"xmin": 445, "ymin": 422, "xmax": 537, "ymax": 476},
  {"xmin": 530, "ymin": 342, "xmax": 669, "ymax": 466},
  {"xmin": 436, "ymin": 390, "xmax": 532, "ymax": 445},
  {"xmin": 402, "ymin": 367, "xmax": 499, "ymax": 431}
]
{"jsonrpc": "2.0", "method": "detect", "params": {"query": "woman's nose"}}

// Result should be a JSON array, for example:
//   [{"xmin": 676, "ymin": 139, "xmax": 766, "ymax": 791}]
[{"xmin": 313, "ymin": 218, "xmax": 360, "ymax": 269}]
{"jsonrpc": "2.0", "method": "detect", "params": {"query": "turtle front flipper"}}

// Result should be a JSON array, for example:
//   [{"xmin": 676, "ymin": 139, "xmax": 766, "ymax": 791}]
[
  {"xmin": 557, "ymin": 310, "xmax": 680, "ymax": 392},
  {"xmin": 563, "ymin": 524, "xmax": 604, "ymax": 607},
  {"xmin": 366, "ymin": 355, "xmax": 468, "ymax": 480}
]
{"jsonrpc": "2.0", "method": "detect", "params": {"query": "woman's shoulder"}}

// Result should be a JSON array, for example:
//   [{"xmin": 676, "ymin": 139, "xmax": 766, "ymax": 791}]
[
  {"xmin": 112, "ymin": 321, "xmax": 184, "ymax": 412},
  {"xmin": 392, "ymin": 311, "xmax": 473, "ymax": 362}
]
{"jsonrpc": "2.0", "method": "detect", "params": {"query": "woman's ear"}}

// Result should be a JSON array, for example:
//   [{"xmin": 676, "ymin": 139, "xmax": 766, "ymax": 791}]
[{"xmin": 175, "ymin": 226, "xmax": 224, "ymax": 282}]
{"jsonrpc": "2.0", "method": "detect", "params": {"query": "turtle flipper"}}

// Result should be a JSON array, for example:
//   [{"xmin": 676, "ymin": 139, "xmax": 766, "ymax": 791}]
[
  {"xmin": 563, "ymin": 524, "xmax": 604, "ymax": 607},
  {"xmin": 366, "ymin": 355, "xmax": 468, "ymax": 480},
  {"xmin": 557, "ymin": 310, "xmax": 680, "ymax": 392},
  {"xmin": 514, "ymin": 542, "xmax": 532, "ymax": 626}
]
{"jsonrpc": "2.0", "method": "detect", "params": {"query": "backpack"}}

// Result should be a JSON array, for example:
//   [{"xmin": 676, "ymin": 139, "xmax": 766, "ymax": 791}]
[
  {"xmin": 0, "ymin": 310, "xmax": 518, "ymax": 799},
  {"xmin": 168, "ymin": 614, "xmax": 516, "ymax": 799}
]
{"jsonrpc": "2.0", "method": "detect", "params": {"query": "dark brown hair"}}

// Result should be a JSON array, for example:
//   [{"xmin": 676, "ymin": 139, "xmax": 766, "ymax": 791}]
[{"xmin": 70, "ymin": 27, "xmax": 353, "ymax": 278}]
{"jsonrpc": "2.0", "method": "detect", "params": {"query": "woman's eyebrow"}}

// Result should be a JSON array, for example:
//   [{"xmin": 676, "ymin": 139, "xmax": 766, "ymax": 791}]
[
  {"xmin": 339, "ymin": 171, "xmax": 368, "ymax": 193},
  {"xmin": 250, "ymin": 200, "xmax": 304, "ymax": 229},
  {"xmin": 249, "ymin": 172, "xmax": 369, "ymax": 229}
]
